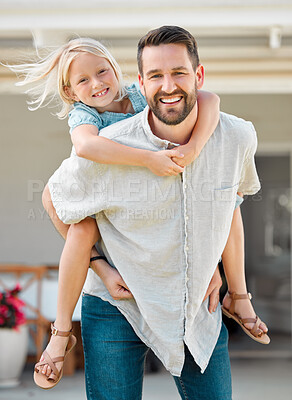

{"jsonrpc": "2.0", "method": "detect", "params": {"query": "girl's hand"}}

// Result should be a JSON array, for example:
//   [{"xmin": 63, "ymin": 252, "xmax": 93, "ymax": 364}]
[
  {"xmin": 171, "ymin": 143, "xmax": 199, "ymax": 167},
  {"xmin": 90, "ymin": 258, "xmax": 133, "ymax": 300},
  {"xmin": 102, "ymin": 266, "xmax": 133, "ymax": 300},
  {"xmin": 147, "ymin": 149, "xmax": 185, "ymax": 176},
  {"xmin": 203, "ymin": 265, "xmax": 222, "ymax": 313}
]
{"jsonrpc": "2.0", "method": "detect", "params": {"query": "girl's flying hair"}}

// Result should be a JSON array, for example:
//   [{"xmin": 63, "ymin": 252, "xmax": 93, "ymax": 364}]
[{"xmin": 8, "ymin": 37, "xmax": 127, "ymax": 119}]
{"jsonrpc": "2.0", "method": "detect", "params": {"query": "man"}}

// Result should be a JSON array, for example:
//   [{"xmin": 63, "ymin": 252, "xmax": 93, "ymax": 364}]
[{"xmin": 79, "ymin": 26, "xmax": 260, "ymax": 399}]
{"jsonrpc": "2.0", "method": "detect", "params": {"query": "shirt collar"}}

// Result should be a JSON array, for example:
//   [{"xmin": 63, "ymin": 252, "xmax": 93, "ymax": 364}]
[{"xmin": 141, "ymin": 106, "xmax": 180, "ymax": 149}]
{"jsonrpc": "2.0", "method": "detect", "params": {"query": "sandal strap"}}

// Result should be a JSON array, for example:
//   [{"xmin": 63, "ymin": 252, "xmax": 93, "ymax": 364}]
[
  {"xmin": 250, "ymin": 316, "xmax": 263, "ymax": 337},
  {"xmin": 34, "ymin": 352, "xmax": 66, "ymax": 382},
  {"xmin": 51, "ymin": 323, "xmax": 72, "ymax": 337},
  {"xmin": 35, "ymin": 350, "xmax": 60, "ymax": 379},
  {"xmin": 46, "ymin": 356, "xmax": 65, "ymax": 383},
  {"xmin": 228, "ymin": 292, "xmax": 252, "ymax": 315},
  {"xmin": 240, "ymin": 316, "xmax": 263, "ymax": 337},
  {"xmin": 241, "ymin": 317, "xmax": 257, "ymax": 324},
  {"xmin": 34, "ymin": 357, "xmax": 63, "ymax": 370},
  {"xmin": 225, "ymin": 292, "xmax": 267, "ymax": 340},
  {"xmin": 34, "ymin": 332, "xmax": 77, "ymax": 387}
]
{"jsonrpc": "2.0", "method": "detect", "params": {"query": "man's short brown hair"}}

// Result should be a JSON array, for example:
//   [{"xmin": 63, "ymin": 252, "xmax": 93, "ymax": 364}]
[{"xmin": 137, "ymin": 25, "xmax": 200, "ymax": 76}]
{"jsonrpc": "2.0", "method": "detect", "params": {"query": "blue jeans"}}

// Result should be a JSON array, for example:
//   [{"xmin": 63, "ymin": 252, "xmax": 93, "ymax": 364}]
[{"xmin": 81, "ymin": 294, "xmax": 232, "ymax": 400}]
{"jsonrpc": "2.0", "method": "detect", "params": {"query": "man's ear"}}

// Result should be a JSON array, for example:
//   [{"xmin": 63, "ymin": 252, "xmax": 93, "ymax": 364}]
[
  {"xmin": 196, "ymin": 64, "xmax": 205, "ymax": 90},
  {"xmin": 64, "ymin": 86, "xmax": 79, "ymax": 102},
  {"xmin": 138, "ymin": 74, "xmax": 145, "ymax": 96}
]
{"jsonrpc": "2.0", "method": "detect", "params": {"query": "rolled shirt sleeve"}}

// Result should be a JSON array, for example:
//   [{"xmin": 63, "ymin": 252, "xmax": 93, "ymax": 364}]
[
  {"xmin": 238, "ymin": 123, "xmax": 261, "ymax": 195},
  {"xmin": 235, "ymin": 194, "xmax": 244, "ymax": 209},
  {"xmin": 68, "ymin": 103, "xmax": 103, "ymax": 134},
  {"xmin": 48, "ymin": 157, "xmax": 108, "ymax": 224}
]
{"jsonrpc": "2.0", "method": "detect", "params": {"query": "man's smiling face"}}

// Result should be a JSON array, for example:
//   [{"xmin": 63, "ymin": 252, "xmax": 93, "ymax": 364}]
[{"xmin": 138, "ymin": 43, "xmax": 203, "ymax": 126}]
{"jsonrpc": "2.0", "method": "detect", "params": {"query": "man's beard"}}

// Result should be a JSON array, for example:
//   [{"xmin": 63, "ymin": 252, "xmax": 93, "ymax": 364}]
[{"xmin": 146, "ymin": 85, "xmax": 198, "ymax": 126}]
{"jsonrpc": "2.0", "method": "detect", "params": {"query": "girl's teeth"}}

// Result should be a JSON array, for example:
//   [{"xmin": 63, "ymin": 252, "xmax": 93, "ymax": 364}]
[
  {"xmin": 161, "ymin": 97, "xmax": 181, "ymax": 103},
  {"xmin": 95, "ymin": 89, "xmax": 107, "ymax": 97}
]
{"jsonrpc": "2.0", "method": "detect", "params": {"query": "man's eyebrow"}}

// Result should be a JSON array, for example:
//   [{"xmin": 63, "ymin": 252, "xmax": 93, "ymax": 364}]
[
  {"xmin": 146, "ymin": 66, "xmax": 188, "ymax": 77},
  {"xmin": 146, "ymin": 69, "xmax": 161, "ymax": 77},
  {"xmin": 172, "ymin": 66, "xmax": 188, "ymax": 71}
]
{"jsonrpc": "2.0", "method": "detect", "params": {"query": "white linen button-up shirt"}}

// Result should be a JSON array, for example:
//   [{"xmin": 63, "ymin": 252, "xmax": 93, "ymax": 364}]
[{"xmin": 49, "ymin": 106, "xmax": 261, "ymax": 376}]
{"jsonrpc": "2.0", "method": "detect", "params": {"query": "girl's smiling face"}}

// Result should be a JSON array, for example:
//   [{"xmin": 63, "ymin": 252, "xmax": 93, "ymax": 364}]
[{"xmin": 66, "ymin": 52, "xmax": 120, "ymax": 112}]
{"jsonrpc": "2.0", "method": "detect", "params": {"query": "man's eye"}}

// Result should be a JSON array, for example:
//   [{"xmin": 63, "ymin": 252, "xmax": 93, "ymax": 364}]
[
  {"xmin": 150, "ymin": 74, "xmax": 162, "ymax": 79},
  {"xmin": 174, "ymin": 72, "xmax": 184, "ymax": 75}
]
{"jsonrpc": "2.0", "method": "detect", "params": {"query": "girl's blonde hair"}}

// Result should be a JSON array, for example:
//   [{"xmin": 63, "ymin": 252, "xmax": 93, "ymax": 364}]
[{"xmin": 9, "ymin": 37, "xmax": 127, "ymax": 119}]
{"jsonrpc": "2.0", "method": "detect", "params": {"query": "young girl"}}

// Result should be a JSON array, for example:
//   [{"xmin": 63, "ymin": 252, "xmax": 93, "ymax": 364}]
[{"xmin": 10, "ymin": 37, "xmax": 269, "ymax": 389}]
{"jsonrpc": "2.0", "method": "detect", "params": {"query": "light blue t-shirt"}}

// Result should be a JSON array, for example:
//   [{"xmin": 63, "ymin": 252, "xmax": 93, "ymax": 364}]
[
  {"xmin": 235, "ymin": 195, "xmax": 243, "ymax": 208},
  {"xmin": 68, "ymin": 83, "xmax": 147, "ymax": 134}
]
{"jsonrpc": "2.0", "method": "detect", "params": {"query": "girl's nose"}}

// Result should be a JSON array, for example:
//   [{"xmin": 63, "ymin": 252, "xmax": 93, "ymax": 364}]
[{"xmin": 92, "ymin": 78, "xmax": 102, "ymax": 89}]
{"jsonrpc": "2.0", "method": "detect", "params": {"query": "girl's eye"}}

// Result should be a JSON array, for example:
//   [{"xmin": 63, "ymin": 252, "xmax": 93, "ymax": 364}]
[
  {"xmin": 98, "ymin": 69, "xmax": 107, "ymax": 74},
  {"xmin": 78, "ymin": 78, "xmax": 87, "ymax": 84}
]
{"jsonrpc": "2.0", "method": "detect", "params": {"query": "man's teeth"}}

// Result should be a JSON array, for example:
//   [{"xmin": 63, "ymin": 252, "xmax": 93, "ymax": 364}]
[{"xmin": 160, "ymin": 97, "xmax": 181, "ymax": 104}]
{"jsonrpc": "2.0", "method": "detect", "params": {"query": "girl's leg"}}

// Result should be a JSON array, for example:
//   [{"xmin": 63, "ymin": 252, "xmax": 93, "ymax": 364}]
[
  {"xmin": 40, "ymin": 184, "xmax": 132, "ymax": 378},
  {"xmin": 55, "ymin": 217, "xmax": 99, "ymax": 328},
  {"xmin": 221, "ymin": 206, "xmax": 268, "ymax": 333},
  {"xmin": 42, "ymin": 184, "xmax": 70, "ymax": 240},
  {"xmin": 43, "ymin": 183, "xmax": 100, "ymax": 260},
  {"xmin": 39, "ymin": 214, "xmax": 99, "ymax": 377}
]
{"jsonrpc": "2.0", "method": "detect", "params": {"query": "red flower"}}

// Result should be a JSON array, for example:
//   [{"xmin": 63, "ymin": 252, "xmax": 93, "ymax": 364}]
[
  {"xmin": 0, "ymin": 305, "xmax": 8, "ymax": 317},
  {"xmin": 0, "ymin": 285, "xmax": 26, "ymax": 329}
]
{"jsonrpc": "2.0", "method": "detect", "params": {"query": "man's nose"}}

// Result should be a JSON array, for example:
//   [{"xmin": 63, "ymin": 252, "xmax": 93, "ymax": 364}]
[{"xmin": 161, "ymin": 75, "xmax": 176, "ymax": 93}]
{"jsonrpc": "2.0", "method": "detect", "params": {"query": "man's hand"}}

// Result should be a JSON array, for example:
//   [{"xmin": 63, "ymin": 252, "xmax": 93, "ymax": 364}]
[{"xmin": 203, "ymin": 265, "xmax": 222, "ymax": 313}]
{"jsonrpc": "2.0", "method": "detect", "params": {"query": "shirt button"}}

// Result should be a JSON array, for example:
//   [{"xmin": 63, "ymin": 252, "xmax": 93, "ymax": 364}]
[
  {"xmin": 186, "ymin": 277, "xmax": 189, "ymax": 282},
  {"xmin": 185, "ymin": 216, "xmax": 189, "ymax": 220},
  {"xmin": 185, "ymin": 246, "xmax": 189, "ymax": 251},
  {"xmin": 184, "ymin": 184, "xmax": 187, "ymax": 189}
]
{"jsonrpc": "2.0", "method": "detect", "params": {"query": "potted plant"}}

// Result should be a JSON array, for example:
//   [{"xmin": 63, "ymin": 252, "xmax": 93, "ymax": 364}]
[{"xmin": 0, "ymin": 284, "xmax": 28, "ymax": 388}]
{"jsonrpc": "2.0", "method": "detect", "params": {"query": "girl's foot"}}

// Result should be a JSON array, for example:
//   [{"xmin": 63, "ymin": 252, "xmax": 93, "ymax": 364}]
[
  {"xmin": 34, "ymin": 323, "xmax": 76, "ymax": 389},
  {"xmin": 38, "ymin": 330, "xmax": 70, "ymax": 377},
  {"xmin": 222, "ymin": 291, "xmax": 268, "ymax": 333}
]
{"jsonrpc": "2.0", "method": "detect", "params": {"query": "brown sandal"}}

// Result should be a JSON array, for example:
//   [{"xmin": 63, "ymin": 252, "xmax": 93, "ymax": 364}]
[
  {"xmin": 221, "ymin": 292, "xmax": 270, "ymax": 345},
  {"xmin": 34, "ymin": 323, "xmax": 77, "ymax": 389}
]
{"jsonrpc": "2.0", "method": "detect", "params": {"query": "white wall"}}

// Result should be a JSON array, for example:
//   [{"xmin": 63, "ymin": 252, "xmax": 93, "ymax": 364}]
[
  {"xmin": 220, "ymin": 94, "xmax": 292, "ymax": 145},
  {"xmin": 0, "ymin": 94, "xmax": 71, "ymax": 264}
]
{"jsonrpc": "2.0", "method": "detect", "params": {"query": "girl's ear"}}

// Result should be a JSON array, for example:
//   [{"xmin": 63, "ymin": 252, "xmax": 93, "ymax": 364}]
[{"xmin": 64, "ymin": 85, "xmax": 79, "ymax": 102}]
